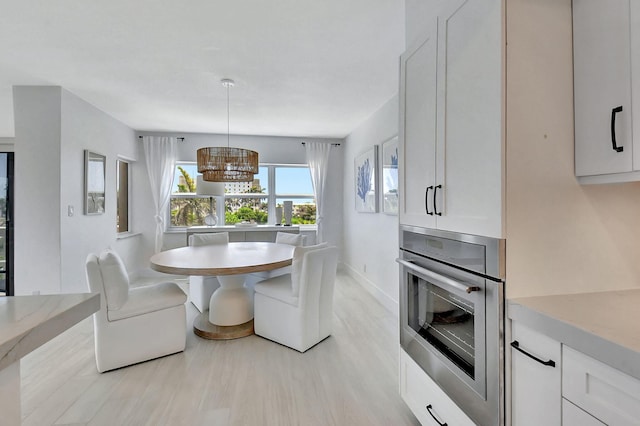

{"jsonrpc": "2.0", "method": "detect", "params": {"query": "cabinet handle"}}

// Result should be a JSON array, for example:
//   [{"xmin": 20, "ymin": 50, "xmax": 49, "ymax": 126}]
[
  {"xmin": 425, "ymin": 186, "xmax": 434, "ymax": 215},
  {"xmin": 433, "ymin": 185, "xmax": 442, "ymax": 216},
  {"xmin": 510, "ymin": 341, "xmax": 556, "ymax": 367},
  {"xmin": 611, "ymin": 106, "xmax": 624, "ymax": 152},
  {"xmin": 426, "ymin": 404, "xmax": 448, "ymax": 426}
]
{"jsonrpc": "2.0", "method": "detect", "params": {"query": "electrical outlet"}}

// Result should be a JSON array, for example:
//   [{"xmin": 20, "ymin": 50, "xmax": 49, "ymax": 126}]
[{"xmin": 68, "ymin": 205, "xmax": 74, "ymax": 217}]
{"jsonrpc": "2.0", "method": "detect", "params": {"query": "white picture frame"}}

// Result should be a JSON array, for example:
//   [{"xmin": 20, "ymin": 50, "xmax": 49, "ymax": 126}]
[
  {"xmin": 354, "ymin": 145, "xmax": 379, "ymax": 213},
  {"xmin": 84, "ymin": 150, "xmax": 106, "ymax": 215},
  {"xmin": 381, "ymin": 136, "xmax": 399, "ymax": 215}
]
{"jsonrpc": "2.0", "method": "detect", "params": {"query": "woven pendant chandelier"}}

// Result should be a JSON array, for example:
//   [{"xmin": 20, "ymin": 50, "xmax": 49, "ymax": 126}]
[{"xmin": 197, "ymin": 79, "xmax": 259, "ymax": 182}]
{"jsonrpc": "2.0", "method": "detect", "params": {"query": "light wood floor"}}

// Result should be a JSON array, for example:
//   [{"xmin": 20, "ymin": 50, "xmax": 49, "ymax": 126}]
[{"xmin": 20, "ymin": 272, "xmax": 419, "ymax": 426}]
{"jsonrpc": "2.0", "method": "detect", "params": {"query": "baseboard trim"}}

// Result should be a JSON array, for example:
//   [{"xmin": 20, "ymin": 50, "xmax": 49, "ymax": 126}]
[{"xmin": 341, "ymin": 262, "xmax": 399, "ymax": 317}]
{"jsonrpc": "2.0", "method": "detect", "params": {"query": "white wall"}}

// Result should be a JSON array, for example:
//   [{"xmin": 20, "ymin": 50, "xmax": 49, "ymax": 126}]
[
  {"xmin": 13, "ymin": 86, "xmax": 140, "ymax": 295},
  {"xmin": 134, "ymin": 132, "xmax": 344, "ymax": 271},
  {"xmin": 505, "ymin": 0, "xmax": 640, "ymax": 298},
  {"xmin": 60, "ymin": 89, "xmax": 140, "ymax": 293},
  {"xmin": 0, "ymin": 138, "xmax": 14, "ymax": 149},
  {"xmin": 13, "ymin": 87, "xmax": 63, "ymax": 295},
  {"xmin": 342, "ymin": 95, "xmax": 400, "ymax": 314}
]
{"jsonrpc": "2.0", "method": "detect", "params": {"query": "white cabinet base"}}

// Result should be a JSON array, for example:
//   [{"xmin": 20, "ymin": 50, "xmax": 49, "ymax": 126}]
[
  {"xmin": 400, "ymin": 349, "xmax": 474, "ymax": 426},
  {"xmin": 563, "ymin": 345, "xmax": 640, "ymax": 425},
  {"xmin": 562, "ymin": 399, "xmax": 605, "ymax": 426},
  {"xmin": 0, "ymin": 362, "xmax": 21, "ymax": 425}
]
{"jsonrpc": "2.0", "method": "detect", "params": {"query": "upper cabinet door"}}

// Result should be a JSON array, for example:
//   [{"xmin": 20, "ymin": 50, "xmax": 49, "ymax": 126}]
[
  {"xmin": 574, "ymin": 0, "xmax": 633, "ymax": 177},
  {"xmin": 631, "ymin": 1, "xmax": 640, "ymax": 171},
  {"xmin": 434, "ymin": 0, "xmax": 503, "ymax": 238},
  {"xmin": 399, "ymin": 23, "xmax": 438, "ymax": 230}
]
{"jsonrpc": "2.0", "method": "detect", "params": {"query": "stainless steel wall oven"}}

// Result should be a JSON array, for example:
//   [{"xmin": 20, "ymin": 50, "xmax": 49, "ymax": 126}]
[{"xmin": 398, "ymin": 225, "xmax": 505, "ymax": 425}]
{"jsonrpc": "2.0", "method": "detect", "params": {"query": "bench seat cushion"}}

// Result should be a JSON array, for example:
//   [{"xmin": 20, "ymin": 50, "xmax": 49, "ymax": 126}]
[{"xmin": 108, "ymin": 282, "xmax": 187, "ymax": 321}]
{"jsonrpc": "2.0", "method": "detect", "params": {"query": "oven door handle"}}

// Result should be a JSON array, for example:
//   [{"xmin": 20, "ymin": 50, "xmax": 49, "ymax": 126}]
[{"xmin": 396, "ymin": 259, "xmax": 481, "ymax": 294}]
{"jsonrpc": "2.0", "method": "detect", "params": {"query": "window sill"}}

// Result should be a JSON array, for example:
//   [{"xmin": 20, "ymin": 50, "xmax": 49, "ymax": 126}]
[
  {"xmin": 166, "ymin": 224, "xmax": 317, "ymax": 233},
  {"xmin": 117, "ymin": 232, "xmax": 141, "ymax": 240},
  {"xmin": 165, "ymin": 228, "xmax": 188, "ymax": 234}
]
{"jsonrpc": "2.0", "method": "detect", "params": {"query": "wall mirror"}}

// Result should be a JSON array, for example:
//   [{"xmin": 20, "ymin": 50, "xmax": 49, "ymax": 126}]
[{"xmin": 84, "ymin": 150, "xmax": 106, "ymax": 215}]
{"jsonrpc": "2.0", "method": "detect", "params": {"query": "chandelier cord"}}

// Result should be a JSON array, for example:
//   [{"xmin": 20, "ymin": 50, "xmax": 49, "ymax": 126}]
[
  {"xmin": 197, "ymin": 78, "xmax": 257, "ymax": 182},
  {"xmin": 226, "ymin": 82, "xmax": 230, "ymax": 149}
]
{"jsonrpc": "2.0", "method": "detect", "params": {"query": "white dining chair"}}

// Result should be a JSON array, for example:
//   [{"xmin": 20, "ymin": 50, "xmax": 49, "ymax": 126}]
[
  {"xmin": 244, "ymin": 231, "xmax": 307, "ymax": 290},
  {"xmin": 274, "ymin": 231, "xmax": 306, "ymax": 246},
  {"xmin": 188, "ymin": 232, "xmax": 229, "ymax": 312},
  {"xmin": 253, "ymin": 244, "xmax": 338, "ymax": 352},
  {"xmin": 85, "ymin": 249, "xmax": 187, "ymax": 373}
]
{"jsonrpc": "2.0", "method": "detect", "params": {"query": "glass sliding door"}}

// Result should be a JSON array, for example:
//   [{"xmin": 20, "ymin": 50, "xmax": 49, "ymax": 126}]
[{"xmin": 0, "ymin": 153, "xmax": 13, "ymax": 296}]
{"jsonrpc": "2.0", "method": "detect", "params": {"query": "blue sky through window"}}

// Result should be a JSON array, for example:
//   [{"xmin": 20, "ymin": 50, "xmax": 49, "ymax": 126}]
[{"xmin": 276, "ymin": 167, "xmax": 313, "ymax": 195}]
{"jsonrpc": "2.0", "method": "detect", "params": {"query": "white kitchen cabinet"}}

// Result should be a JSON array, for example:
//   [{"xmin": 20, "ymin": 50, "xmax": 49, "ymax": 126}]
[
  {"xmin": 510, "ymin": 321, "xmax": 561, "ymax": 426},
  {"xmin": 510, "ymin": 320, "xmax": 640, "ymax": 425},
  {"xmin": 562, "ymin": 399, "xmax": 605, "ymax": 426},
  {"xmin": 399, "ymin": 349, "xmax": 475, "ymax": 426},
  {"xmin": 563, "ymin": 345, "xmax": 640, "ymax": 425},
  {"xmin": 573, "ymin": 0, "xmax": 640, "ymax": 183},
  {"xmin": 399, "ymin": 21, "xmax": 437, "ymax": 230},
  {"xmin": 399, "ymin": 0, "xmax": 504, "ymax": 238}
]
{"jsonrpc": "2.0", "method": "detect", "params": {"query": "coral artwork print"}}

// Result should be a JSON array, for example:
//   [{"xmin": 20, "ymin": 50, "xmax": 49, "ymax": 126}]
[
  {"xmin": 357, "ymin": 158, "xmax": 371, "ymax": 203},
  {"xmin": 354, "ymin": 146, "xmax": 378, "ymax": 213}
]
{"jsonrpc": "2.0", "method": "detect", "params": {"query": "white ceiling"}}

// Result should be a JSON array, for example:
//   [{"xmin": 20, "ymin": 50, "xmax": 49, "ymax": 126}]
[{"xmin": 0, "ymin": 1, "xmax": 405, "ymax": 139}]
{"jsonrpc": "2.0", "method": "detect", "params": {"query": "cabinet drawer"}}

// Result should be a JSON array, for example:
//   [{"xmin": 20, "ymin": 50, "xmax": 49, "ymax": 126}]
[
  {"xmin": 400, "ymin": 350, "xmax": 475, "ymax": 426},
  {"xmin": 562, "ymin": 345, "xmax": 640, "ymax": 425},
  {"xmin": 562, "ymin": 398, "xmax": 605, "ymax": 426}
]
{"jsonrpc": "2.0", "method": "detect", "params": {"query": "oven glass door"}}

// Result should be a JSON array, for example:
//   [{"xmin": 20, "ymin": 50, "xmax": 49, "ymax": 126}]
[
  {"xmin": 409, "ymin": 275, "xmax": 476, "ymax": 377},
  {"xmin": 400, "ymin": 256, "xmax": 486, "ymax": 398}
]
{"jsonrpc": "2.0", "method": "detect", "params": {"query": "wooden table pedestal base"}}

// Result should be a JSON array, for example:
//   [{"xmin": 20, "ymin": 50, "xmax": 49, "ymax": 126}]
[{"xmin": 193, "ymin": 313, "xmax": 254, "ymax": 340}]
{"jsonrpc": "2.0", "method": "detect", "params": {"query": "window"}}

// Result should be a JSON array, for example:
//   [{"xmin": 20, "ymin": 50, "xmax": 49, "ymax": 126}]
[
  {"xmin": 116, "ymin": 159, "xmax": 129, "ymax": 233},
  {"xmin": 170, "ymin": 164, "xmax": 222, "ymax": 227},
  {"xmin": 274, "ymin": 166, "xmax": 315, "ymax": 224},
  {"xmin": 224, "ymin": 166, "xmax": 268, "ymax": 224},
  {"xmin": 169, "ymin": 163, "xmax": 316, "ymax": 228}
]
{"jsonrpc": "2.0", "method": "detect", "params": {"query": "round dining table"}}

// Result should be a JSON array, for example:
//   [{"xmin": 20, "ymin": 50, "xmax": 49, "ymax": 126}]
[{"xmin": 150, "ymin": 242, "xmax": 295, "ymax": 340}]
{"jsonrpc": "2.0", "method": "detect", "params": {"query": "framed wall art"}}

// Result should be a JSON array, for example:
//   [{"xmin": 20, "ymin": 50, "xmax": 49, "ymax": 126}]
[
  {"xmin": 381, "ymin": 136, "xmax": 399, "ymax": 215},
  {"xmin": 354, "ymin": 145, "xmax": 378, "ymax": 213},
  {"xmin": 84, "ymin": 150, "xmax": 106, "ymax": 215}
]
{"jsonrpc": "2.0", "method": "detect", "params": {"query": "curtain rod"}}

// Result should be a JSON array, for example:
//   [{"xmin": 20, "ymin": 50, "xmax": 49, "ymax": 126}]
[
  {"xmin": 138, "ymin": 136, "xmax": 184, "ymax": 141},
  {"xmin": 137, "ymin": 137, "xmax": 338, "ymax": 146},
  {"xmin": 301, "ymin": 142, "xmax": 341, "ymax": 146}
]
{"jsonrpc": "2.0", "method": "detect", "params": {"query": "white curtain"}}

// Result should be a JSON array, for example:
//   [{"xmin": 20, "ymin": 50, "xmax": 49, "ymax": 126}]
[
  {"xmin": 143, "ymin": 136, "xmax": 177, "ymax": 253},
  {"xmin": 305, "ymin": 142, "xmax": 333, "ymax": 244}
]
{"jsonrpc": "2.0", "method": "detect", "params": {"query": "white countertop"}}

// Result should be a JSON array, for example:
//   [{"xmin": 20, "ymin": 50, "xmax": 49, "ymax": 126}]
[
  {"xmin": 508, "ymin": 289, "xmax": 640, "ymax": 380},
  {"xmin": 0, "ymin": 293, "xmax": 100, "ymax": 371}
]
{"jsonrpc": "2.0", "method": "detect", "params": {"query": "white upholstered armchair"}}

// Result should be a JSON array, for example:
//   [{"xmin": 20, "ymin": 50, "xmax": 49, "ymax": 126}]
[
  {"xmin": 188, "ymin": 232, "xmax": 229, "ymax": 312},
  {"xmin": 274, "ymin": 231, "xmax": 306, "ymax": 246},
  {"xmin": 85, "ymin": 250, "xmax": 187, "ymax": 373},
  {"xmin": 245, "ymin": 231, "xmax": 306, "ymax": 289},
  {"xmin": 254, "ymin": 244, "xmax": 338, "ymax": 352}
]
